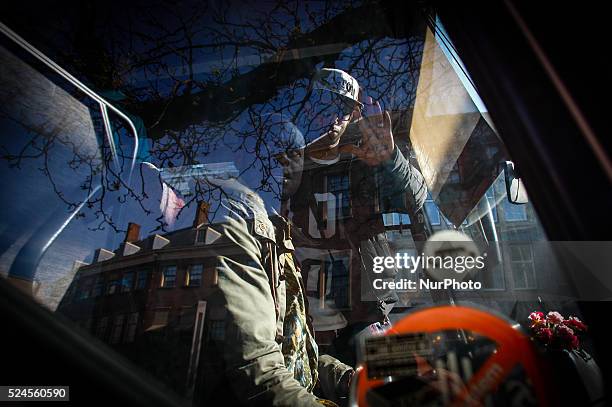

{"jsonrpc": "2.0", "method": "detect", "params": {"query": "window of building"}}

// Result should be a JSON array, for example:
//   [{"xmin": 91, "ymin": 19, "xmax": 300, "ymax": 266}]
[
  {"xmin": 204, "ymin": 266, "xmax": 218, "ymax": 287},
  {"xmin": 208, "ymin": 320, "xmax": 225, "ymax": 341},
  {"xmin": 326, "ymin": 257, "xmax": 350, "ymax": 309},
  {"xmin": 473, "ymin": 260, "xmax": 505, "ymax": 290},
  {"xmin": 124, "ymin": 312, "xmax": 139, "ymax": 343},
  {"xmin": 107, "ymin": 274, "xmax": 120, "ymax": 295},
  {"xmin": 383, "ymin": 212, "xmax": 411, "ymax": 227},
  {"xmin": 110, "ymin": 315, "xmax": 125, "ymax": 344},
  {"xmin": 152, "ymin": 308, "xmax": 170, "ymax": 329},
  {"xmin": 121, "ymin": 272, "xmax": 135, "ymax": 293},
  {"xmin": 503, "ymin": 201, "xmax": 528, "ymax": 222},
  {"xmin": 186, "ymin": 264, "xmax": 203, "ymax": 287},
  {"xmin": 135, "ymin": 270, "xmax": 148, "ymax": 290},
  {"xmin": 92, "ymin": 275, "xmax": 105, "ymax": 297},
  {"xmin": 160, "ymin": 266, "xmax": 177, "ymax": 288},
  {"xmin": 326, "ymin": 174, "xmax": 351, "ymax": 218},
  {"xmin": 78, "ymin": 276, "xmax": 94, "ymax": 300},
  {"xmin": 424, "ymin": 193, "xmax": 441, "ymax": 225},
  {"xmin": 195, "ymin": 229, "xmax": 206, "ymax": 244},
  {"xmin": 309, "ymin": 252, "xmax": 351, "ymax": 310},
  {"xmin": 96, "ymin": 316, "xmax": 109, "ymax": 341},
  {"xmin": 510, "ymin": 244, "xmax": 537, "ymax": 289},
  {"xmin": 448, "ymin": 169, "xmax": 461, "ymax": 184}
]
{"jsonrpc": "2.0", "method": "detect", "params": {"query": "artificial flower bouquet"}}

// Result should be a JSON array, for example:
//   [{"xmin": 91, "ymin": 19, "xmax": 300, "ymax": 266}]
[{"xmin": 528, "ymin": 311, "xmax": 588, "ymax": 351}]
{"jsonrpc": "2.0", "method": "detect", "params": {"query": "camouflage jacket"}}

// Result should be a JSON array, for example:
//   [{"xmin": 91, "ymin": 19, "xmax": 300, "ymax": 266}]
[{"xmin": 201, "ymin": 179, "xmax": 352, "ymax": 406}]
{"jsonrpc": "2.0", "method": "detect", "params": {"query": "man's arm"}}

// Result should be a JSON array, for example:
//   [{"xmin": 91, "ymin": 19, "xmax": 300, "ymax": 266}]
[
  {"xmin": 376, "ymin": 145, "xmax": 427, "ymax": 212},
  {"xmin": 340, "ymin": 109, "xmax": 427, "ymax": 211},
  {"xmin": 317, "ymin": 354, "xmax": 354, "ymax": 403},
  {"xmin": 214, "ymin": 207, "xmax": 323, "ymax": 406}
]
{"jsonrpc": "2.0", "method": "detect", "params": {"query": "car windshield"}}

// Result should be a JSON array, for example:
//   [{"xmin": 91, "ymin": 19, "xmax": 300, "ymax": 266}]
[{"xmin": 0, "ymin": 2, "xmax": 595, "ymax": 404}]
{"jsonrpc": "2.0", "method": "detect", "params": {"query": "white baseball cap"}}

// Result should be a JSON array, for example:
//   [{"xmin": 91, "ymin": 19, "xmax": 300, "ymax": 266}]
[{"xmin": 311, "ymin": 68, "xmax": 364, "ymax": 109}]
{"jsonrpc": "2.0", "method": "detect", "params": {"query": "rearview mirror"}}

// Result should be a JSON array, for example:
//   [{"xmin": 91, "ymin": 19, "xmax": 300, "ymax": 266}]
[{"xmin": 503, "ymin": 161, "xmax": 528, "ymax": 204}]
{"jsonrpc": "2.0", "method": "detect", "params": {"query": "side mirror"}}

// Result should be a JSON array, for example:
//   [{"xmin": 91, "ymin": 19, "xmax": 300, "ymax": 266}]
[{"xmin": 503, "ymin": 161, "xmax": 528, "ymax": 204}]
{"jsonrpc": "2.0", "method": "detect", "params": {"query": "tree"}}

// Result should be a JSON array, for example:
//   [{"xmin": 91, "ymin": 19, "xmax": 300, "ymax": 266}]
[{"xmin": 0, "ymin": 0, "xmax": 427, "ymax": 234}]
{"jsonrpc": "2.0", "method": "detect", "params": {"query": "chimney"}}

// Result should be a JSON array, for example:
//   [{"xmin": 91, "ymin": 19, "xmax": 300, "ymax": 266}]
[
  {"xmin": 125, "ymin": 222, "xmax": 141, "ymax": 243},
  {"xmin": 193, "ymin": 201, "xmax": 210, "ymax": 228}
]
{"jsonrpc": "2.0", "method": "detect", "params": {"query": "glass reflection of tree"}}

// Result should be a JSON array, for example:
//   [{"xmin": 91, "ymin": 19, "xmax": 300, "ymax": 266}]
[{"xmin": 4, "ymin": 0, "xmax": 427, "ymax": 233}]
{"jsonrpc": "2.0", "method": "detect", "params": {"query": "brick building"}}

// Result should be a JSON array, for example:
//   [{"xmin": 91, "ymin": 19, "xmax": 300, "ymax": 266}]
[{"xmin": 57, "ymin": 202, "xmax": 230, "ymax": 398}]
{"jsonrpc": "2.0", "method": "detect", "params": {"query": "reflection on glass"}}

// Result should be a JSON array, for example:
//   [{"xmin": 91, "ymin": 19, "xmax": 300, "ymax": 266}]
[{"xmin": 0, "ymin": 3, "xmax": 588, "ymax": 404}]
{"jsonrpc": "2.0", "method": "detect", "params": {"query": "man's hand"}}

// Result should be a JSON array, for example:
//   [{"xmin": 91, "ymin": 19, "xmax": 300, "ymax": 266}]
[{"xmin": 339, "ymin": 98, "xmax": 395, "ymax": 166}]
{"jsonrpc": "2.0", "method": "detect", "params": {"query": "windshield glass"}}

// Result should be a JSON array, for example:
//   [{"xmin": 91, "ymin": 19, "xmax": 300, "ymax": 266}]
[{"xmin": 0, "ymin": 2, "xmax": 593, "ymax": 405}]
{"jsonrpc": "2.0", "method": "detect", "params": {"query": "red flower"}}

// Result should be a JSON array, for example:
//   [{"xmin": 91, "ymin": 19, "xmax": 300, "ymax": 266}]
[
  {"xmin": 529, "ymin": 311, "xmax": 544, "ymax": 322},
  {"xmin": 546, "ymin": 311, "xmax": 564, "ymax": 325},
  {"xmin": 555, "ymin": 324, "xmax": 580, "ymax": 350},
  {"xmin": 564, "ymin": 316, "xmax": 588, "ymax": 332},
  {"xmin": 535, "ymin": 327, "xmax": 553, "ymax": 344},
  {"xmin": 528, "ymin": 310, "xmax": 586, "ymax": 350},
  {"xmin": 568, "ymin": 334, "xmax": 580, "ymax": 349},
  {"xmin": 556, "ymin": 324, "xmax": 574, "ymax": 337},
  {"xmin": 528, "ymin": 311, "xmax": 546, "ymax": 328}
]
